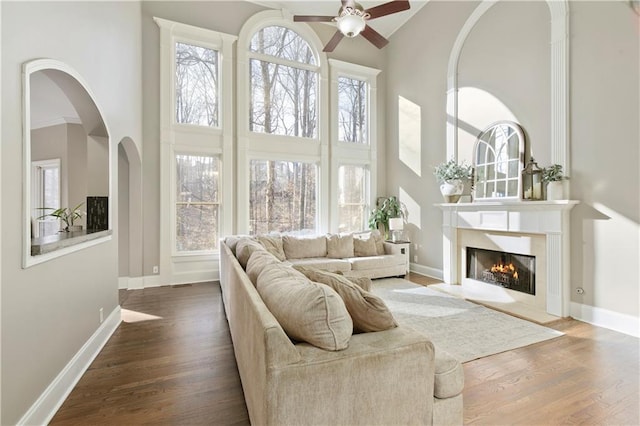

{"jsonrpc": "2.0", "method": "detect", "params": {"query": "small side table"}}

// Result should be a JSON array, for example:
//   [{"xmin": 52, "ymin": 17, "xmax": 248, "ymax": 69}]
[{"xmin": 385, "ymin": 240, "xmax": 410, "ymax": 274}]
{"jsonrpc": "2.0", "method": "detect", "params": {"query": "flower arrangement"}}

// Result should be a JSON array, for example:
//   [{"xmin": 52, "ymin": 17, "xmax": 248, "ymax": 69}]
[{"xmin": 434, "ymin": 159, "xmax": 472, "ymax": 182}]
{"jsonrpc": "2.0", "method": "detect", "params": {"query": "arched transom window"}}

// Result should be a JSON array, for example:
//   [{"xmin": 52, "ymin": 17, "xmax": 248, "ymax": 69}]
[{"xmin": 248, "ymin": 26, "xmax": 319, "ymax": 138}]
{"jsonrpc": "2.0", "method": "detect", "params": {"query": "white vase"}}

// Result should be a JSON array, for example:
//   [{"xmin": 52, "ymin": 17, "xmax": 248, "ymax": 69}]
[
  {"xmin": 440, "ymin": 179, "xmax": 464, "ymax": 203},
  {"xmin": 546, "ymin": 181, "xmax": 564, "ymax": 201}
]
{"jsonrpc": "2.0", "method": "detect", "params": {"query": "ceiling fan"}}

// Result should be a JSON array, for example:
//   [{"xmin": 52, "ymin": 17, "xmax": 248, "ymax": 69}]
[{"xmin": 293, "ymin": 0, "xmax": 410, "ymax": 52}]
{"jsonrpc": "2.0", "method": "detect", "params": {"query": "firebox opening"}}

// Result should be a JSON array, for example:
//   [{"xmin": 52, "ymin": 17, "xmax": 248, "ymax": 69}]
[{"xmin": 466, "ymin": 247, "xmax": 535, "ymax": 295}]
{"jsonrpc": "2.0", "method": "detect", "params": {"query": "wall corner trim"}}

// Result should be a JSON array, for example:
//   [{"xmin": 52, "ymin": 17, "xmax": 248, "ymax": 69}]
[{"xmin": 17, "ymin": 306, "xmax": 122, "ymax": 426}]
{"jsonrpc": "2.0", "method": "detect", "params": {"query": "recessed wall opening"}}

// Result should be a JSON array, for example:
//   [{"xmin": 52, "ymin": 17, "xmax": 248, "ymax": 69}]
[{"xmin": 466, "ymin": 247, "xmax": 535, "ymax": 295}]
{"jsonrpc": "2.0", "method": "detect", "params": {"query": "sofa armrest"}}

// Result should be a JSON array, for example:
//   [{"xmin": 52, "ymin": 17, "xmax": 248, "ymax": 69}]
[{"xmin": 265, "ymin": 327, "xmax": 436, "ymax": 425}]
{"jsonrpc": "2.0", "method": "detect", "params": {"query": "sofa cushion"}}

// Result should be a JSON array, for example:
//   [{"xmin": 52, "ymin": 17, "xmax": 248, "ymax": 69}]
[
  {"xmin": 257, "ymin": 263, "xmax": 352, "ymax": 351},
  {"xmin": 371, "ymin": 230, "xmax": 385, "ymax": 255},
  {"xmin": 246, "ymin": 250, "xmax": 280, "ymax": 285},
  {"xmin": 353, "ymin": 235, "xmax": 378, "ymax": 257},
  {"xmin": 298, "ymin": 268, "xmax": 398, "ymax": 334},
  {"xmin": 349, "ymin": 254, "xmax": 405, "ymax": 271},
  {"xmin": 327, "ymin": 233, "xmax": 354, "ymax": 258},
  {"xmin": 345, "ymin": 276, "xmax": 373, "ymax": 292},
  {"xmin": 236, "ymin": 238, "xmax": 266, "ymax": 269},
  {"xmin": 256, "ymin": 234, "xmax": 286, "ymax": 261},
  {"xmin": 283, "ymin": 235, "xmax": 327, "ymax": 259},
  {"xmin": 225, "ymin": 235, "xmax": 252, "ymax": 256},
  {"xmin": 434, "ymin": 351, "xmax": 465, "ymax": 399},
  {"xmin": 287, "ymin": 257, "xmax": 351, "ymax": 273}
]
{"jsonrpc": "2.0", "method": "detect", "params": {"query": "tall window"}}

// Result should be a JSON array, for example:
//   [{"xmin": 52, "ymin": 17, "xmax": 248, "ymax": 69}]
[
  {"xmin": 337, "ymin": 165, "xmax": 368, "ymax": 233},
  {"xmin": 249, "ymin": 159, "xmax": 317, "ymax": 235},
  {"xmin": 249, "ymin": 26, "xmax": 318, "ymax": 138},
  {"xmin": 338, "ymin": 76, "xmax": 368, "ymax": 144},
  {"xmin": 175, "ymin": 42, "xmax": 219, "ymax": 127},
  {"xmin": 32, "ymin": 159, "xmax": 60, "ymax": 238},
  {"xmin": 175, "ymin": 154, "xmax": 219, "ymax": 252}
]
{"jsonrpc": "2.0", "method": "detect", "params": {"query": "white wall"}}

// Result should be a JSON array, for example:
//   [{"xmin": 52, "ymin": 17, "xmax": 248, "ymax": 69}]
[
  {"xmin": 0, "ymin": 2, "xmax": 142, "ymax": 423},
  {"xmin": 386, "ymin": 0, "xmax": 639, "ymax": 323}
]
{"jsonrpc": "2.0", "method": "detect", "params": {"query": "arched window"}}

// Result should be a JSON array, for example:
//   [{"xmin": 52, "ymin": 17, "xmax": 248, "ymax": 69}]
[{"xmin": 248, "ymin": 25, "xmax": 319, "ymax": 138}]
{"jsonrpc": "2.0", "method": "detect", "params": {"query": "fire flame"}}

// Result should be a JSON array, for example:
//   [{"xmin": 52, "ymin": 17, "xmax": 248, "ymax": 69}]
[{"xmin": 491, "ymin": 263, "xmax": 515, "ymax": 273}]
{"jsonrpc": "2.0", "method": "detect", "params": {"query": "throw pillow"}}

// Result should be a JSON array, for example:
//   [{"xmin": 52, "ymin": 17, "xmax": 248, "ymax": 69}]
[
  {"xmin": 257, "ymin": 263, "xmax": 352, "ymax": 351},
  {"xmin": 235, "ymin": 238, "xmax": 265, "ymax": 269},
  {"xmin": 353, "ymin": 236, "xmax": 378, "ymax": 257},
  {"xmin": 256, "ymin": 234, "xmax": 286, "ymax": 261},
  {"xmin": 346, "ymin": 276, "xmax": 373, "ymax": 292},
  {"xmin": 246, "ymin": 250, "xmax": 280, "ymax": 285},
  {"xmin": 282, "ymin": 235, "xmax": 327, "ymax": 259},
  {"xmin": 299, "ymin": 268, "xmax": 397, "ymax": 333},
  {"xmin": 327, "ymin": 234, "xmax": 355, "ymax": 259},
  {"xmin": 371, "ymin": 230, "xmax": 385, "ymax": 255}
]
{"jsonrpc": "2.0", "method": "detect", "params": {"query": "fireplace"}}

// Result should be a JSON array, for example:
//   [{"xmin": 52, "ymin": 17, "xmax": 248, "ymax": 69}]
[{"xmin": 466, "ymin": 247, "xmax": 535, "ymax": 295}]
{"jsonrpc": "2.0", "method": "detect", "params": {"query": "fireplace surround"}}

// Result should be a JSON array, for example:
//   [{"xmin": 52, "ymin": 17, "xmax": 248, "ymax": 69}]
[{"xmin": 437, "ymin": 200, "xmax": 578, "ymax": 318}]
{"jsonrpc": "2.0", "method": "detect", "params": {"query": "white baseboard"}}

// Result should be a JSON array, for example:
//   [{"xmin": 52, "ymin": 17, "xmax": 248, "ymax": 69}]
[
  {"xmin": 410, "ymin": 263, "xmax": 443, "ymax": 280},
  {"xmin": 118, "ymin": 276, "xmax": 128, "ymax": 289},
  {"xmin": 570, "ymin": 302, "xmax": 640, "ymax": 338},
  {"xmin": 143, "ymin": 275, "xmax": 162, "ymax": 288},
  {"xmin": 17, "ymin": 306, "xmax": 122, "ymax": 426}
]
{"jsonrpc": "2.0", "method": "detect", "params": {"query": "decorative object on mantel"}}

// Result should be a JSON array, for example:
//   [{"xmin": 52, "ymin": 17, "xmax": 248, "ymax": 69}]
[
  {"xmin": 472, "ymin": 121, "xmax": 525, "ymax": 201},
  {"xmin": 37, "ymin": 202, "xmax": 85, "ymax": 232},
  {"xmin": 368, "ymin": 196, "xmax": 406, "ymax": 239},
  {"xmin": 542, "ymin": 164, "xmax": 567, "ymax": 201},
  {"xmin": 522, "ymin": 158, "xmax": 544, "ymax": 200},
  {"xmin": 434, "ymin": 158, "xmax": 472, "ymax": 203}
]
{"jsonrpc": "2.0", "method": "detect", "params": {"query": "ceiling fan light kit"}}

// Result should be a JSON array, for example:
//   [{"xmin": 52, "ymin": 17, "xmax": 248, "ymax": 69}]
[
  {"xmin": 336, "ymin": 6, "xmax": 369, "ymax": 38},
  {"xmin": 293, "ymin": 0, "xmax": 410, "ymax": 52}
]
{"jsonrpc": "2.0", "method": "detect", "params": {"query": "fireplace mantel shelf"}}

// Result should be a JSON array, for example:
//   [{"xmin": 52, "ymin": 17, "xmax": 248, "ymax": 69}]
[{"xmin": 436, "ymin": 200, "xmax": 579, "ymax": 211}]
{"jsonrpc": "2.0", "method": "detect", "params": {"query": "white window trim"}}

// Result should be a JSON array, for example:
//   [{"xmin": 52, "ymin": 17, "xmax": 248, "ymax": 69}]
[
  {"xmin": 329, "ymin": 59, "xmax": 380, "ymax": 232},
  {"xmin": 31, "ymin": 158, "xmax": 61, "ymax": 238},
  {"xmin": 237, "ymin": 9, "xmax": 330, "ymax": 235},
  {"xmin": 155, "ymin": 17, "xmax": 236, "ymax": 285}
]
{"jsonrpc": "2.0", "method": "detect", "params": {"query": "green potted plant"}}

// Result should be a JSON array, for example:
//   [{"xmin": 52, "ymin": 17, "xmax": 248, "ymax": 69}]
[
  {"xmin": 368, "ymin": 196, "xmax": 405, "ymax": 239},
  {"xmin": 434, "ymin": 159, "xmax": 472, "ymax": 203},
  {"xmin": 38, "ymin": 202, "xmax": 85, "ymax": 232},
  {"xmin": 542, "ymin": 164, "xmax": 567, "ymax": 200}
]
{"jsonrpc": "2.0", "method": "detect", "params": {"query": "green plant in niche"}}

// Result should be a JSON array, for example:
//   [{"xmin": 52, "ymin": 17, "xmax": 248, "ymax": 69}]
[
  {"xmin": 433, "ymin": 158, "xmax": 472, "ymax": 182},
  {"xmin": 37, "ymin": 202, "xmax": 85, "ymax": 232},
  {"xmin": 542, "ymin": 164, "xmax": 567, "ymax": 182},
  {"xmin": 368, "ymin": 196, "xmax": 405, "ymax": 238}
]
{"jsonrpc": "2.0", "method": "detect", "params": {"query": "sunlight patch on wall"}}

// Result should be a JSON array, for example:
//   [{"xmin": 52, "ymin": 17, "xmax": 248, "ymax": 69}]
[
  {"xmin": 457, "ymin": 87, "xmax": 517, "ymax": 164},
  {"xmin": 399, "ymin": 187, "xmax": 421, "ymax": 230},
  {"xmin": 398, "ymin": 96, "xmax": 421, "ymax": 176}
]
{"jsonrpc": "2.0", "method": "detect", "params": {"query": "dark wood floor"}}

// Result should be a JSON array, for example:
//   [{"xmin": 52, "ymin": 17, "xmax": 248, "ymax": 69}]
[{"xmin": 51, "ymin": 276, "xmax": 639, "ymax": 425}]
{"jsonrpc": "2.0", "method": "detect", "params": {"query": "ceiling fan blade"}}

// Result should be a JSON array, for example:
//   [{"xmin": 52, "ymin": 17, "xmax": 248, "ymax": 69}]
[
  {"xmin": 293, "ymin": 15, "xmax": 336, "ymax": 22},
  {"xmin": 365, "ymin": 0, "xmax": 410, "ymax": 20},
  {"xmin": 323, "ymin": 30, "xmax": 345, "ymax": 52},
  {"xmin": 361, "ymin": 25, "xmax": 389, "ymax": 49}
]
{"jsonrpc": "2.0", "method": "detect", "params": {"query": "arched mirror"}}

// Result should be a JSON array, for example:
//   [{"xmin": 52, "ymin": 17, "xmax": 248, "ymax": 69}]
[
  {"xmin": 24, "ymin": 59, "xmax": 111, "ymax": 267},
  {"xmin": 472, "ymin": 121, "xmax": 525, "ymax": 200}
]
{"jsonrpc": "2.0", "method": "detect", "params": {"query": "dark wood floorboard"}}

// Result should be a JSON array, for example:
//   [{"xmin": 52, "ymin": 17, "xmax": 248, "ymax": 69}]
[{"xmin": 51, "ymin": 277, "xmax": 639, "ymax": 425}]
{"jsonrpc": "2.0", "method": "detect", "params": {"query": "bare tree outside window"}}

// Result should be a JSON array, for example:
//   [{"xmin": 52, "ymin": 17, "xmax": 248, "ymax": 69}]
[
  {"xmin": 249, "ymin": 26, "xmax": 318, "ymax": 138},
  {"xmin": 249, "ymin": 160, "xmax": 317, "ymax": 235},
  {"xmin": 338, "ymin": 165, "xmax": 368, "ymax": 233},
  {"xmin": 175, "ymin": 154, "xmax": 219, "ymax": 251},
  {"xmin": 338, "ymin": 76, "xmax": 368, "ymax": 144},
  {"xmin": 175, "ymin": 42, "xmax": 219, "ymax": 127}
]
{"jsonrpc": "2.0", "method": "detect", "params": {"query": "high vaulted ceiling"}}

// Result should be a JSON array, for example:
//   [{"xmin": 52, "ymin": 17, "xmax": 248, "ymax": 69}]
[{"xmin": 249, "ymin": 0, "xmax": 428, "ymax": 39}]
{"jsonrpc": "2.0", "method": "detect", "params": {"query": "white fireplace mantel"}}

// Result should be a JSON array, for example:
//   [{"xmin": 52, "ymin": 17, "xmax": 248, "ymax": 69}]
[{"xmin": 436, "ymin": 200, "xmax": 579, "ymax": 317}]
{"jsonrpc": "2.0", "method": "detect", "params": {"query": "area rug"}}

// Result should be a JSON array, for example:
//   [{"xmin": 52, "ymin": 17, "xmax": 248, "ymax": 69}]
[{"xmin": 372, "ymin": 278, "xmax": 564, "ymax": 363}]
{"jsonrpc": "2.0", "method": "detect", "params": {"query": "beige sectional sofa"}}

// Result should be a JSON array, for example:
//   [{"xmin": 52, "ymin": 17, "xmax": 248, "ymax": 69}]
[
  {"xmin": 219, "ymin": 232, "xmax": 464, "ymax": 426},
  {"xmin": 254, "ymin": 231, "xmax": 407, "ymax": 279}
]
